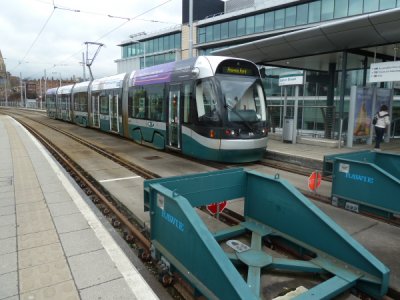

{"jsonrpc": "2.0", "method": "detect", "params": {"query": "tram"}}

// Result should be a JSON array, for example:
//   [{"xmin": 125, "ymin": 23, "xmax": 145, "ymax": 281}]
[{"xmin": 46, "ymin": 56, "xmax": 268, "ymax": 163}]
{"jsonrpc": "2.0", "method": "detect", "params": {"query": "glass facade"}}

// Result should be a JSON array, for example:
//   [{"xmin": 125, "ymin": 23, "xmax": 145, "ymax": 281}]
[
  {"xmin": 195, "ymin": 1, "xmax": 400, "ymax": 140},
  {"xmin": 197, "ymin": 0, "xmax": 400, "ymax": 45},
  {"xmin": 121, "ymin": 32, "xmax": 181, "ymax": 68}
]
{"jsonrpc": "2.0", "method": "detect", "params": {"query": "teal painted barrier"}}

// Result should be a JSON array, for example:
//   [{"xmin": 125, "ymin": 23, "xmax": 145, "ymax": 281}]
[
  {"xmin": 324, "ymin": 151, "xmax": 400, "ymax": 219},
  {"xmin": 144, "ymin": 168, "xmax": 389, "ymax": 299}
]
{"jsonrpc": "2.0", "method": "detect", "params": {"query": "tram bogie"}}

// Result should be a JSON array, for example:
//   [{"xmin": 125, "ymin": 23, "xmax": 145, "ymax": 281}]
[{"xmin": 46, "ymin": 56, "xmax": 268, "ymax": 163}]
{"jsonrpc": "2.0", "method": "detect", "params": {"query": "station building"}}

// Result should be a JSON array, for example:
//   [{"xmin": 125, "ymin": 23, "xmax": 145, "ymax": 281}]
[{"xmin": 116, "ymin": 0, "xmax": 400, "ymax": 146}]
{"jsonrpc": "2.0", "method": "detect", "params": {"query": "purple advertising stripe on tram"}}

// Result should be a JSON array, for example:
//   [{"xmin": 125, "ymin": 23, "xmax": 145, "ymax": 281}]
[{"xmin": 132, "ymin": 62, "xmax": 176, "ymax": 86}]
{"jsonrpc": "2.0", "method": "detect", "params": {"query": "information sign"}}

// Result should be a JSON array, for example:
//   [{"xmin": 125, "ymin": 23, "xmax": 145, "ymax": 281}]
[
  {"xmin": 279, "ymin": 72, "xmax": 304, "ymax": 86},
  {"xmin": 369, "ymin": 61, "xmax": 400, "ymax": 82}
]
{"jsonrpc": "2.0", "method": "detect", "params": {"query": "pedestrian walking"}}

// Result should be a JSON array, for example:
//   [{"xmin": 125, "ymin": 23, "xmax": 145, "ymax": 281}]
[{"xmin": 373, "ymin": 105, "xmax": 390, "ymax": 150}]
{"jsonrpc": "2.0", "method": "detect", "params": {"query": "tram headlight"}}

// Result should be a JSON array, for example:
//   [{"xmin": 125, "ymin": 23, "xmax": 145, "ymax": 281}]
[{"xmin": 225, "ymin": 129, "xmax": 235, "ymax": 136}]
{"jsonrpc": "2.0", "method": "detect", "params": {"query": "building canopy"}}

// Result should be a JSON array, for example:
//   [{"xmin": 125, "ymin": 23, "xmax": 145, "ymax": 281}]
[{"xmin": 213, "ymin": 8, "xmax": 400, "ymax": 72}]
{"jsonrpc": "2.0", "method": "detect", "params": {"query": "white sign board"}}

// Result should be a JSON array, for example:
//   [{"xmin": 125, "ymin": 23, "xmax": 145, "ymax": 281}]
[
  {"xmin": 369, "ymin": 61, "xmax": 400, "ymax": 83},
  {"xmin": 279, "ymin": 72, "xmax": 304, "ymax": 86}
]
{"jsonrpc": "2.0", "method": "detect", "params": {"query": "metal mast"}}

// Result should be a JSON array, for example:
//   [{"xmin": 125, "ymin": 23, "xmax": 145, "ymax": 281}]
[{"xmin": 84, "ymin": 42, "xmax": 104, "ymax": 80}]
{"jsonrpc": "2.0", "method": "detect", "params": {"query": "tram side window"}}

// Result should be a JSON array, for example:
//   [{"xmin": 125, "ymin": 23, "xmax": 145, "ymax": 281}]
[
  {"xmin": 131, "ymin": 87, "xmax": 146, "ymax": 118},
  {"xmin": 61, "ymin": 94, "xmax": 69, "ymax": 110},
  {"xmin": 100, "ymin": 95, "xmax": 109, "ymax": 114},
  {"xmin": 80, "ymin": 93, "xmax": 88, "ymax": 112},
  {"xmin": 74, "ymin": 92, "xmax": 86, "ymax": 111},
  {"xmin": 74, "ymin": 94, "xmax": 79, "ymax": 111},
  {"xmin": 47, "ymin": 95, "xmax": 55, "ymax": 109},
  {"xmin": 195, "ymin": 79, "xmax": 219, "ymax": 121},
  {"xmin": 146, "ymin": 84, "xmax": 165, "ymax": 121}
]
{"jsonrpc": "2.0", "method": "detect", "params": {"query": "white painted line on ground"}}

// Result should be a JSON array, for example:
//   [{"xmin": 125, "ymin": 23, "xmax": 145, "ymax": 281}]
[
  {"xmin": 14, "ymin": 118, "xmax": 159, "ymax": 300},
  {"xmin": 99, "ymin": 175, "xmax": 141, "ymax": 183}
]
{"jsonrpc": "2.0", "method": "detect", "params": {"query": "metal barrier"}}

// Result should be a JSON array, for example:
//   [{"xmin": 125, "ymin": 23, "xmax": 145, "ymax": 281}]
[
  {"xmin": 144, "ymin": 168, "xmax": 389, "ymax": 299},
  {"xmin": 268, "ymin": 102, "xmax": 337, "ymax": 139},
  {"xmin": 324, "ymin": 151, "xmax": 400, "ymax": 219}
]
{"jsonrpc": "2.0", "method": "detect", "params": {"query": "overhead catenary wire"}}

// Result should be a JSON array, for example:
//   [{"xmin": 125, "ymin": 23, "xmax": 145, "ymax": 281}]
[
  {"xmin": 9, "ymin": 7, "xmax": 56, "ymax": 73},
  {"xmin": 20, "ymin": 0, "xmax": 175, "ymax": 79}
]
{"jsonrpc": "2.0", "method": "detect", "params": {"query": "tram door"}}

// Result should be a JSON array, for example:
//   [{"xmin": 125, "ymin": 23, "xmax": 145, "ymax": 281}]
[
  {"xmin": 168, "ymin": 86, "xmax": 181, "ymax": 149},
  {"xmin": 110, "ymin": 94, "xmax": 119, "ymax": 132},
  {"xmin": 92, "ymin": 95, "xmax": 100, "ymax": 128},
  {"xmin": 66, "ymin": 95, "xmax": 71, "ymax": 121},
  {"xmin": 56, "ymin": 94, "xmax": 62, "ymax": 119}
]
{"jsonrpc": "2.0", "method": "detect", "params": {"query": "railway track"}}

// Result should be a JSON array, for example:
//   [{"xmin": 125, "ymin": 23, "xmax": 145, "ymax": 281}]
[
  {"xmin": 2, "ymin": 110, "xmax": 399, "ymax": 299},
  {"xmin": 5, "ymin": 109, "xmax": 400, "ymax": 229}
]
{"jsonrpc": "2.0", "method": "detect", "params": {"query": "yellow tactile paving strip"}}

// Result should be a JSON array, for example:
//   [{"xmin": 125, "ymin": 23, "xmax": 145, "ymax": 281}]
[{"xmin": 5, "ymin": 118, "xmax": 80, "ymax": 300}]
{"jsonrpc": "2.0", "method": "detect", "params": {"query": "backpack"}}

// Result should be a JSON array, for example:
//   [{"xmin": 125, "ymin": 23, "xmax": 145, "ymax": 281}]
[{"xmin": 372, "ymin": 114, "xmax": 378, "ymax": 125}]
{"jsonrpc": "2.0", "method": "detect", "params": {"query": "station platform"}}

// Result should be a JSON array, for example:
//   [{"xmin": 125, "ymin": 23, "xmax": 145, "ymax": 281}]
[
  {"xmin": 266, "ymin": 134, "xmax": 400, "ymax": 169},
  {"xmin": 0, "ymin": 115, "xmax": 167, "ymax": 299}
]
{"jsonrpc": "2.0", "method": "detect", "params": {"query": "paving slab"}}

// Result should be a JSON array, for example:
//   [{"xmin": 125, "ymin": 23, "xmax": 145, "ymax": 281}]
[
  {"xmin": 0, "ymin": 225, "xmax": 16, "ymax": 240},
  {"xmin": 0, "ymin": 237, "xmax": 16, "ymax": 256},
  {"xmin": 80, "ymin": 277, "xmax": 138, "ymax": 300},
  {"xmin": 39, "ymin": 181, "xmax": 66, "ymax": 194},
  {"xmin": 53, "ymin": 213, "xmax": 89, "ymax": 234},
  {"xmin": 17, "ymin": 209, "xmax": 52, "ymax": 225},
  {"xmin": 14, "ymin": 188, "xmax": 44, "ymax": 204},
  {"xmin": 48, "ymin": 201, "xmax": 80, "ymax": 217},
  {"xmin": 18, "ymin": 243, "xmax": 65, "ymax": 269},
  {"xmin": 18, "ymin": 229, "xmax": 59, "ymax": 250},
  {"xmin": 17, "ymin": 216, "xmax": 55, "ymax": 235},
  {"xmin": 0, "ymin": 205, "xmax": 15, "ymax": 217},
  {"xmin": 0, "ymin": 271, "xmax": 18, "ymax": 299},
  {"xmin": 20, "ymin": 280, "xmax": 80, "ymax": 300},
  {"xmin": 60, "ymin": 229, "xmax": 103, "ymax": 257},
  {"xmin": 19, "ymin": 259, "xmax": 72, "ymax": 293},
  {"xmin": 68, "ymin": 249, "xmax": 122, "ymax": 290},
  {"xmin": 16, "ymin": 201, "xmax": 48, "ymax": 214},
  {"xmin": 44, "ymin": 190, "xmax": 73, "ymax": 204},
  {"xmin": 0, "ymin": 214, "xmax": 15, "ymax": 227},
  {"xmin": 0, "ymin": 252, "xmax": 17, "ymax": 275},
  {"xmin": 0, "ymin": 192, "xmax": 15, "ymax": 207}
]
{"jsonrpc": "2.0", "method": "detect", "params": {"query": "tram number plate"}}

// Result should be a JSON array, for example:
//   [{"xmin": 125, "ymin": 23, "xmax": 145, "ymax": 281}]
[{"xmin": 345, "ymin": 202, "xmax": 359, "ymax": 213}]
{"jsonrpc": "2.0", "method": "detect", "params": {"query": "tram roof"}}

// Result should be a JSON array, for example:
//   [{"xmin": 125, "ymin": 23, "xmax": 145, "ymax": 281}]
[{"xmin": 212, "ymin": 7, "xmax": 400, "ymax": 72}]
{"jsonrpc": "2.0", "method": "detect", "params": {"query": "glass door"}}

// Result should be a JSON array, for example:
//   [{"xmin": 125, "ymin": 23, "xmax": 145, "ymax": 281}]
[
  {"xmin": 168, "ymin": 86, "xmax": 181, "ymax": 148},
  {"xmin": 92, "ymin": 95, "xmax": 100, "ymax": 128},
  {"xmin": 110, "ymin": 94, "xmax": 119, "ymax": 132},
  {"xmin": 66, "ymin": 95, "xmax": 71, "ymax": 121}
]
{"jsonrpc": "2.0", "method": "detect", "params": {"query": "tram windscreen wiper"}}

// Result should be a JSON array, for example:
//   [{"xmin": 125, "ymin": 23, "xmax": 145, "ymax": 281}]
[{"xmin": 224, "ymin": 102, "xmax": 255, "ymax": 132}]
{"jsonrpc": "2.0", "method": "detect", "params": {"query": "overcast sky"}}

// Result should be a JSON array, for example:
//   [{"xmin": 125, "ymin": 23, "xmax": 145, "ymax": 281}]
[{"xmin": 0, "ymin": 0, "xmax": 182, "ymax": 80}]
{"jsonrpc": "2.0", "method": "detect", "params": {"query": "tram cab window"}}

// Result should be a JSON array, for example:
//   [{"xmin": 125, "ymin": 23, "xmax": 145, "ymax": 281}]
[
  {"xmin": 219, "ymin": 76, "xmax": 266, "ymax": 122},
  {"xmin": 195, "ymin": 79, "xmax": 220, "ymax": 122}
]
